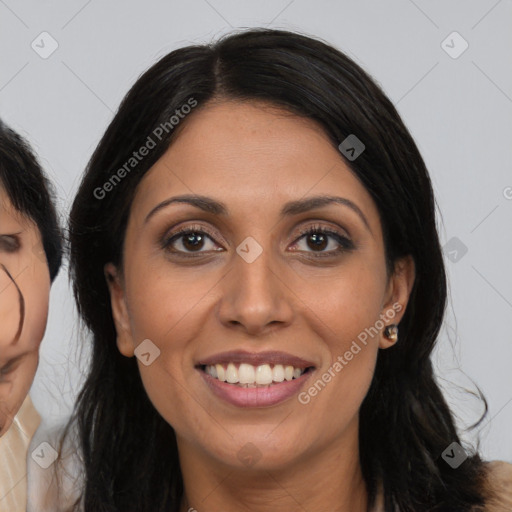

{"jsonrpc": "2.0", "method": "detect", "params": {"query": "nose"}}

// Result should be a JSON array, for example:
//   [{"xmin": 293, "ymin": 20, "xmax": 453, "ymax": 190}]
[{"xmin": 217, "ymin": 240, "xmax": 294, "ymax": 336}]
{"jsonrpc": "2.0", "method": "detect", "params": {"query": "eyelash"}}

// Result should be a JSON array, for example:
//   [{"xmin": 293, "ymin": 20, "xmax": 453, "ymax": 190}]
[{"xmin": 161, "ymin": 223, "xmax": 354, "ymax": 259}]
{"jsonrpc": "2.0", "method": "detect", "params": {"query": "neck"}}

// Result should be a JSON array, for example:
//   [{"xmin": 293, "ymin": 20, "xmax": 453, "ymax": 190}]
[{"xmin": 177, "ymin": 419, "xmax": 368, "ymax": 512}]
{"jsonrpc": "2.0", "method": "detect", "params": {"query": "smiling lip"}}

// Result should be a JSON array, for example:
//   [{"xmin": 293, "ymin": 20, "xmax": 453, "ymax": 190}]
[
  {"xmin": 196, "ymin": 350, "xmax": 315, "ymax": 368},
  {"xmin": 196, "ymin": 350, "xmax": 316, "ymax": 408},
  {"xmin": 199, "ymin": 369, "xmax": 313, "ymax": 408}
]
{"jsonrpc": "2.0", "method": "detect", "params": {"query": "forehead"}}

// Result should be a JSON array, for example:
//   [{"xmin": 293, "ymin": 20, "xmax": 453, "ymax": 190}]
[
  {"xmin": 155, "ymin": 100, "xmax": 340, "ymax": 182},
  {"xmin": 132, "ymin": 100, "xmax": 380, "ymax": 225}
]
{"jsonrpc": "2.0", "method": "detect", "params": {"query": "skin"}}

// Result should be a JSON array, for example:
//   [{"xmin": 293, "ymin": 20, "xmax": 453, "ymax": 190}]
[
  {"xmin": 106, "ymin": 100, "xmax": 415, "ymax": 512},
  {"xmin": 0, "ymin": 185, "xmax": 50, "ymax": 437}
]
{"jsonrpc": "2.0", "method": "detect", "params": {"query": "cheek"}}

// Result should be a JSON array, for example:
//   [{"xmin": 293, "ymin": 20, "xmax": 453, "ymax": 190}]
[
  {"xmin": 296, "ymin": 263, "xmax": 385, "ymax": 422},
  {"xmin": 310, "ymin": 258, "xmax": 387, "ymax": 340},
  {"xmin": 297, "ymin": 327, "xmax": 378, "ymax": 444},
  {"xmin": 20, "ymin": 263, "xmax": 51, "ymax": 346},
  {"xmin": 13, "ymin": 356, "xmax": 39, "ymax": 399},
  {"xmin": 0, "ymin": 268, "xmax": 20, "ymax": 344},
  {"xmin": 125, "ymin": 260, "xmax": 219, "ymax": 343},
  {"xmin": 123, "ymin": 268, "xmax": 210, "ymax": 426}
]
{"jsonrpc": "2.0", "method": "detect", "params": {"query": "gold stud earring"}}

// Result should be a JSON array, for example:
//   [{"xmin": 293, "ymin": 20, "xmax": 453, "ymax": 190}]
[{"xmin": 383, "ymin": 324, "xmax": 398, "ymax": 342}]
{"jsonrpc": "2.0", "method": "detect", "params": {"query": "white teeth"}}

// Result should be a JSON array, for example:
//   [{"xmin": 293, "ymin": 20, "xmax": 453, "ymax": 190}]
[
  {"xmin": 255, "ymin": 364, "xmax": 273, "ymax": 385},
  {"xmin": 272, "ymin": 364, "xmax": 285, "ymax": 382},
  {"xmin": 226, "ymin": 363, "xmax": 238, "ymax": 384},
  {"xmin": 204, "ymin": 362, "xmax": 308, "ymax": 385},
  {"xmin": 238, "ymin": 363, "xmax": 255, "ymax": 384},
  {"xmin": 215, "ymin": 364, "xmax": 226, "ymax": 382}
]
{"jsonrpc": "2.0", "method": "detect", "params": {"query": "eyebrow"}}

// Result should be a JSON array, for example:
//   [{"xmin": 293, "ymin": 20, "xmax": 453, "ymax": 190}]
[{"xmin": 144, "ymin": 194, "xmax": 372, "ymax": 234}]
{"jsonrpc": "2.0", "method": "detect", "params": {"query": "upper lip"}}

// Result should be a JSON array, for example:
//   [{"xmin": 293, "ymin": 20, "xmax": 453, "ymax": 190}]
[{"xmin": 196, "ymin": 350, "xmax": 316, "ymax": 369}]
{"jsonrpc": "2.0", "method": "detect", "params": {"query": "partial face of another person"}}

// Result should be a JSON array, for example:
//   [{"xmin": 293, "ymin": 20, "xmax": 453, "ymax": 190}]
[
  {"xmin": 107, "ymin": 100, "xmax": 414, "ymax": 470},
  {"xmin": 0, "ymin": 185, "xmax": 50, "ymax": 436}
]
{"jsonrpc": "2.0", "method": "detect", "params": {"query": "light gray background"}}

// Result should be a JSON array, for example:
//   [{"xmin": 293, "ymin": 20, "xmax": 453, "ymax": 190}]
[{"xmin": 1, "ymin": 0, "xmax": 511, "ymax": 461}]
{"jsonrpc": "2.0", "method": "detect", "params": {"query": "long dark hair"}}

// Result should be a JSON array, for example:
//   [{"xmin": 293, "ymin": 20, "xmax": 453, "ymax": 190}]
[{"xmin": 66, "ymin": 28, "xmax": 492, "ymax": 511}]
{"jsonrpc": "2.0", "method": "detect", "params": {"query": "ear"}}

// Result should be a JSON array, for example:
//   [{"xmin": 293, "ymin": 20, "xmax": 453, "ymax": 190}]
[
  {"xmin": 379, "ymin": 255, "xmax": 415, "ymax": 349},
  {"xmin": 104, "ymin": 262, "xmax": 135, "ymax": 357}
]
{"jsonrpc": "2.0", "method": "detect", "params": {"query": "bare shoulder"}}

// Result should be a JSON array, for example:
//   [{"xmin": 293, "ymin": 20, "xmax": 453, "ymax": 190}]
[{"xmin": 482, "ymin": 460, "xmax": 512, "ymax": 511}]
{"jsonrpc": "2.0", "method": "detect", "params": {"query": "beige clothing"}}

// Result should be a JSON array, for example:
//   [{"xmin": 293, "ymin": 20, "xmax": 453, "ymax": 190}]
[
  {"xmin": 482, "ymin": 460, "xmax": 512, "ymax": 511},
  {"xmin": 0, "ymin": 395, "xmax": 40, "ymax": 512}
]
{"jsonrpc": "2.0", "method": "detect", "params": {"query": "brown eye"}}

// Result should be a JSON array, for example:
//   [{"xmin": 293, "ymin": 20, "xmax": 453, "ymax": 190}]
[
  {"xmin": 161, "ymin": 225, "xmax": 223, "ymax": 256},
  {"xmin": 291, "ymin": 225, "xmax": 355, "ymax": 256},
  {"xmin": 0, "ymin": 235, "xmax": 21, "ymax": 253}
]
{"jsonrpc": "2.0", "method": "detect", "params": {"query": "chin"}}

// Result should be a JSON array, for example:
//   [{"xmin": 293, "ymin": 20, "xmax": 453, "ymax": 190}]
[{"xmin": 202, "ymin": 428, "xmax": 309, "ymax": 471}]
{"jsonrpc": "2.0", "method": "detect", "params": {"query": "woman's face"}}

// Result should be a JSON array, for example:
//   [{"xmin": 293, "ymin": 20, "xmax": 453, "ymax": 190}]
[
  {"xmin": 107, "ymin": 100, "xmax": 414, "ymax": 471},
  {"xmin": 0, "ymin": 186, "xmax": 50, "ymax": 436}
]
